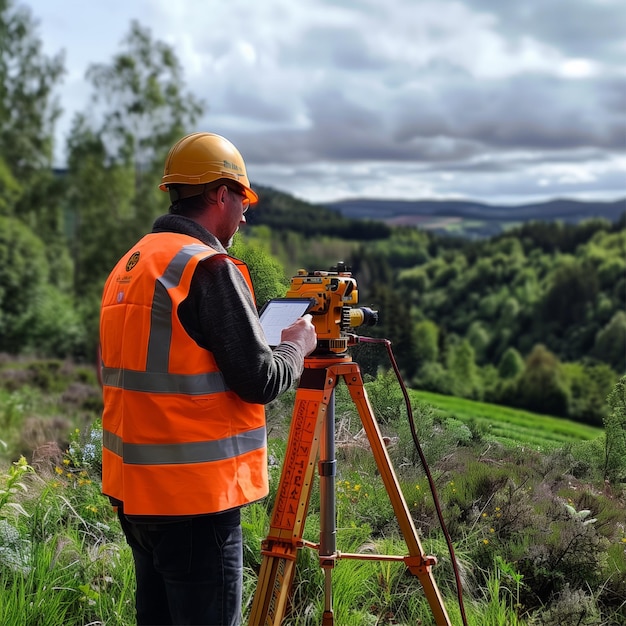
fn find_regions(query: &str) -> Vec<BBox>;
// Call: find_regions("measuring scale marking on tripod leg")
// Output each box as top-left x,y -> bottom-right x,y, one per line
248,358 -> 451,626
273,392 -> 324,533
248,379 -> 328,625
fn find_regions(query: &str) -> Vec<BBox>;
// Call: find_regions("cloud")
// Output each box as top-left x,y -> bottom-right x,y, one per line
463,0 -> 626,62
22,0 -> 626,204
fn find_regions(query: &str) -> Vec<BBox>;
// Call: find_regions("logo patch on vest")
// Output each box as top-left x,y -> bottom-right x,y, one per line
126,251 -> 140,272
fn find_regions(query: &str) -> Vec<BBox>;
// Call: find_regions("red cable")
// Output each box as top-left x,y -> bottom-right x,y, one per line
355,336 -> 469,626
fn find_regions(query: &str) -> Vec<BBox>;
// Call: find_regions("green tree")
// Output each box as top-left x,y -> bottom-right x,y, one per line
0,156 -> 20,216
0,215 -> 84,356
515,344 -> 570,416
414,319 -> 439,366
368,283 -> 417,379
447,338 -> 479,398
66,20 -> 204,306
466,320 -> 490,363
593,311 -> 626,372
603,376 -> 626,483
229,236 -> 288,306
497,347 -> 524,379
0,0 -> 64,221
563,361 -> 618,426
0,0 -> 70,286
65,121 -> 135,301
397,266 -> 430,293
540,259 -> 599,329
0,0 -> 64,199
84,21 -> 203,229
25,283 -> 86,357
0,216 -> 47,351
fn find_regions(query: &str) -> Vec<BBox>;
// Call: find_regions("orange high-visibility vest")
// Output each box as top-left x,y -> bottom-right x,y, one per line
100,232 -> 268,516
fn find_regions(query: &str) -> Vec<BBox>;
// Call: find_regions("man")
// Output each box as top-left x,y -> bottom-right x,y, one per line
100,132 -> 317,626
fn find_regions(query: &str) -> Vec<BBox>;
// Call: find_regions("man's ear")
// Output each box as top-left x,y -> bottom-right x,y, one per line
216,184 -> 229,206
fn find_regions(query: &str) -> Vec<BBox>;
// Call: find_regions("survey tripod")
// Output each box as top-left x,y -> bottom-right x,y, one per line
248,350 -> 452,625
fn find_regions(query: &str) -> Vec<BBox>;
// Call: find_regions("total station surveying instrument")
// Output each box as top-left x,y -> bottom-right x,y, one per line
285,261 -> 378,355
249,263 -> 458,626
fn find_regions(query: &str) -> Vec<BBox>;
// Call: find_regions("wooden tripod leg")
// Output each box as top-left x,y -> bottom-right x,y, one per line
248,366 -> 333,626
336,363 -> 452,626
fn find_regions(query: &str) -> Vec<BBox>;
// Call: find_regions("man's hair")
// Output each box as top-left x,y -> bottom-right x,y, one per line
169,192 -> 207,218
168,181 -> 225,218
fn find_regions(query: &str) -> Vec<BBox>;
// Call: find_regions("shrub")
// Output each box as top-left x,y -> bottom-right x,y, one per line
530,585 -> 601,625
364,369 -> 406,425
603,376 -> 626,483
413,362 -> 455,395
23,285 -> 87,359
550,438 -> 606,481
395,412 -> 472,471
0,217 -> 48,354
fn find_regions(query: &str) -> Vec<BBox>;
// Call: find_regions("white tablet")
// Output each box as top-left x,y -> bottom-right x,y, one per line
259,298 -> 315,347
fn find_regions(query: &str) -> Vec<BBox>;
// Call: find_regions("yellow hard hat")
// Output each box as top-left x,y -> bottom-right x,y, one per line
159,132 -> 259,204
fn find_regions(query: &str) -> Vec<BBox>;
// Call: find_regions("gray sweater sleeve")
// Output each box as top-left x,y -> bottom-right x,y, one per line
178,254 -> 306,404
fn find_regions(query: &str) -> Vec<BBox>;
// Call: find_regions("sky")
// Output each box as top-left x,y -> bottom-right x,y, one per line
21,0 -> 626,206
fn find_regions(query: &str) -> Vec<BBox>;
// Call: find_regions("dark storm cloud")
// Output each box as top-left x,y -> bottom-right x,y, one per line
441,74 -> 626,150
424,148 -> 619,175
236,68 -> 624,170
390,77 -> 603,151
237,87 -> 483,165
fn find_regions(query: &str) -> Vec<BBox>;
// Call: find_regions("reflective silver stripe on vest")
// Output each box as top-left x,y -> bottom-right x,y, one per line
103,426 -> 266,465
101,367 -> 228,395
147,244 -> 217,372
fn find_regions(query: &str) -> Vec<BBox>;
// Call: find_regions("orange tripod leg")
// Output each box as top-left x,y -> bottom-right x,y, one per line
337,362 -> 452,625
248,363 -> 331,625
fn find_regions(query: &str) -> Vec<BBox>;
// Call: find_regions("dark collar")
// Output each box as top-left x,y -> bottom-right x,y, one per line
152,214 -> 227,254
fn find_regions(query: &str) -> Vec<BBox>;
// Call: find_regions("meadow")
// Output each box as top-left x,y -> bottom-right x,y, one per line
0,359 -> 624,625
411,389 -> 603,448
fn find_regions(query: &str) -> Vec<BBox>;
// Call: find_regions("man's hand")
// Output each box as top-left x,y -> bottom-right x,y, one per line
280,314 -> 317,356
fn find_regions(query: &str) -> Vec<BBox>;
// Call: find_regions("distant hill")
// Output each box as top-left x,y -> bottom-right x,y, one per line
324,197 -> 626,238
248,185 -> 392,240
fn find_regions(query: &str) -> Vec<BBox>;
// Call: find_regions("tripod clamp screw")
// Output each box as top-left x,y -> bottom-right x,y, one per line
405,554 -> 438,575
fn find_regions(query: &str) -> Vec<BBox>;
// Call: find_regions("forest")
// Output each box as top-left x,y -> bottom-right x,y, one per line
243,189 -> 625,428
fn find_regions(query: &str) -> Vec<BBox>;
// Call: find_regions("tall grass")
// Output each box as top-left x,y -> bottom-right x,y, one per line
0,450 -> 136,626
0,366 -> 624,625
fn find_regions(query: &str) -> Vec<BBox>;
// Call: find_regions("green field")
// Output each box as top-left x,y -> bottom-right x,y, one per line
411,389 -> 603,449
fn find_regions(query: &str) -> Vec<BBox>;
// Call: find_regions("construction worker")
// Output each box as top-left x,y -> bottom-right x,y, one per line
99,132 -> 317,626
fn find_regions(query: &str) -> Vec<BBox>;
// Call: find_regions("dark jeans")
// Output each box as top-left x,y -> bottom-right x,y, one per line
118,508 -> 243,626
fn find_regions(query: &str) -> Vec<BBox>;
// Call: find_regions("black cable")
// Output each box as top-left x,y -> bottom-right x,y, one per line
355,336 -> 469,626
